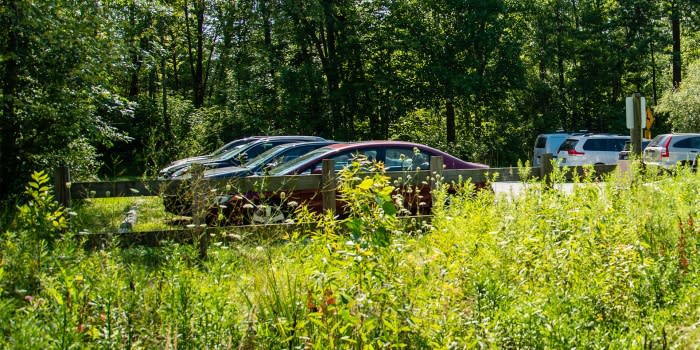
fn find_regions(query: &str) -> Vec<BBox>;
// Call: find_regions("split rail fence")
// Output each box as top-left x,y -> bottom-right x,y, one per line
54,154 -> 619,253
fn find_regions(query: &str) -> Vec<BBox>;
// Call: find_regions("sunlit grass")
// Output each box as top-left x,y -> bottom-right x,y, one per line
3,165 -> 700,348
70,196 -> 181,233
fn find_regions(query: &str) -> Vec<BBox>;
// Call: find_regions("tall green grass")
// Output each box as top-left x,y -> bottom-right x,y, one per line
1,165 -> 700,348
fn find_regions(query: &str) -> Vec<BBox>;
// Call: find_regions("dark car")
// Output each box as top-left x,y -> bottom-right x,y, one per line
618,140 -> 650,160
159,136 -> 264,179
164,135 -> 326,179
212,141 -> 489,224
203,140 -> 339,180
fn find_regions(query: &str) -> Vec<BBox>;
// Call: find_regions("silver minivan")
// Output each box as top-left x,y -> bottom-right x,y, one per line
643,133 -> 700,168
533,132 -> 573,166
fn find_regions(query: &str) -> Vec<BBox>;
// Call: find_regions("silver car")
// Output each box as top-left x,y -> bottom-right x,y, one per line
643,133 -> 700,168
556,134 -> 631,166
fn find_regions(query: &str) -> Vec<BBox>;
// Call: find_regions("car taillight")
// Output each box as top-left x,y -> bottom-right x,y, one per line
661,136 -> 672,157
567,149 -> 585,156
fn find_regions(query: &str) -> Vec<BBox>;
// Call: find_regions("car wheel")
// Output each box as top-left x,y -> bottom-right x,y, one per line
250,204 -> 286,224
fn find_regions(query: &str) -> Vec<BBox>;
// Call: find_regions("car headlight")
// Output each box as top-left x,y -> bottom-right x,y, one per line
171,166 -> 191,178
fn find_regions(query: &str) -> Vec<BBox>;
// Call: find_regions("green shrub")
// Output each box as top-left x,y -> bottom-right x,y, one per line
2,166 -> 700,348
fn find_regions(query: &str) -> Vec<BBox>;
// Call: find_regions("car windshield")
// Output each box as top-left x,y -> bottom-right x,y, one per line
243,145 -> 287,168
210,139 -> 251,157
558,139 -> 578,152
648,135 -> 670,147
268,147 -> 334,175
217,143 -> 253,160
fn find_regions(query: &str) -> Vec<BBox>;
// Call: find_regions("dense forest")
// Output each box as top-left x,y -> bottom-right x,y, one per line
2,0 -> 700,199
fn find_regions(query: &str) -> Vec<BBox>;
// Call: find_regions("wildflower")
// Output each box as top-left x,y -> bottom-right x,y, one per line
324,289 -> 336,306
306,290 -> 317,313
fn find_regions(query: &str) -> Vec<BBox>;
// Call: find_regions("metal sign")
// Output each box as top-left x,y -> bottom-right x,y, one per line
626,96 -> 646,129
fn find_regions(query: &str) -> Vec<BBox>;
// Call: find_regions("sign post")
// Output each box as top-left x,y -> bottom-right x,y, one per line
625,94 -> 644,156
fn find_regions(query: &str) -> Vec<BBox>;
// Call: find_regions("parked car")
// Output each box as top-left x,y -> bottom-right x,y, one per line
211,141 -> 489,224
618,140 -> 650,160
159,136 -> 263,178
556,134 -> 635,166
203,141 -> 340,180
643,133 -> 700,168
533,131 -> 584,166
162,141 -> 338,215
162,135 -> 327,179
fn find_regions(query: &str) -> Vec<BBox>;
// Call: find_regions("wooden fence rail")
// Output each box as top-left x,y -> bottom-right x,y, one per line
53,154 -> 621,249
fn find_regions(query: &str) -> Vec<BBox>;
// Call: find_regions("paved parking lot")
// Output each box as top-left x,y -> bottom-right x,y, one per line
492,181 -> 576,197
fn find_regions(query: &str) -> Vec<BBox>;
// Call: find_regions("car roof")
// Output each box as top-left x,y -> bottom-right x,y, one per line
270,140 -> 338,148
255,135 -> 326,142
537,131 -> 588,136
269,140 -> 488,175
567,133 -> 629,139
655,133 -> 700,136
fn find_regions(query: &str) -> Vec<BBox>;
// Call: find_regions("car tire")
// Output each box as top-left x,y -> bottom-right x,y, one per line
250,203 -> 286,224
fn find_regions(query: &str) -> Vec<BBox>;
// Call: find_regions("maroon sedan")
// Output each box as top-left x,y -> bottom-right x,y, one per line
210,141 -> 488,224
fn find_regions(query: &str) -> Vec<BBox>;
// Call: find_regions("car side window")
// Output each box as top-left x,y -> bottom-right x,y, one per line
582,139 -> 605,151
243,143 -> 275,160
674,137 -> 700,149
610,139 -> 626,152
385,147 -> 429,171
535,137 -> 546,148
558,139 -> 577,152
306,149 -> 379,174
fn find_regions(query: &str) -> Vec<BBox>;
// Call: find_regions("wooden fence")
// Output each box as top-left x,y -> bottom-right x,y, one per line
54,154 -> 620,253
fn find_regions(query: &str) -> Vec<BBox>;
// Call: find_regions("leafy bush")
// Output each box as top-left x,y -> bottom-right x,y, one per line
3,167 -> 700,348
657,58 -> 700,132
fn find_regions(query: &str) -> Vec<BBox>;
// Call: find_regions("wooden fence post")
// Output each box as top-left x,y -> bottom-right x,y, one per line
429,156 -> 444,189
540,153 -> 553,186
190,164 -> 208,260
321,159 -> 336,214
54,166 -> 71,208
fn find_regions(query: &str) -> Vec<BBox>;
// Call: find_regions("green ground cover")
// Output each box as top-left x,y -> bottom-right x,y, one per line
1,165 -> 700,349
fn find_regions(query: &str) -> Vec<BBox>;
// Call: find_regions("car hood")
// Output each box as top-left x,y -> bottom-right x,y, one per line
204,166 -> 254,179
159,157 -> 217,178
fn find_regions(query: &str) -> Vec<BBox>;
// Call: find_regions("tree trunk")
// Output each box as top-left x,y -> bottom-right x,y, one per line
671,0 -> 681,88
321,0 -> 342,139
446,99 -> 456,143
185,0 -> 205,108
159,20 -> 172,143
171,42 -> 179,91
128,3 -> 140,99
195,1 -> 205,108
650,39 -> 658,104
1,1 -> 20,199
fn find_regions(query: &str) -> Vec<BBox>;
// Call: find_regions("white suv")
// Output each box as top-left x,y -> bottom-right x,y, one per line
556,134 -> 631,166
533,132 -> 574,166
643,133 -> 700,168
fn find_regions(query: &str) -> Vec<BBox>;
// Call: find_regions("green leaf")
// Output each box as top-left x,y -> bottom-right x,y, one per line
382,201 -> 397,216
358,178 -> 373,191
